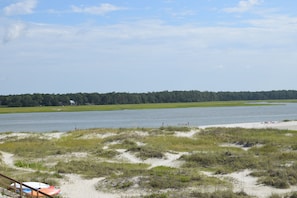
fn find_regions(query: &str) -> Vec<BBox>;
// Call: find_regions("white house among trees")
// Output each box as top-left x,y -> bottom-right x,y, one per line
70,100 -> 76,105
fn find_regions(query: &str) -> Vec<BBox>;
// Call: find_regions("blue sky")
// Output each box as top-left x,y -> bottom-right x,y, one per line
1,0 -> 297,94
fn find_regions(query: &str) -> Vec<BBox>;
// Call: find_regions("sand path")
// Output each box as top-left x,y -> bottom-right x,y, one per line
59,174 -> 118,198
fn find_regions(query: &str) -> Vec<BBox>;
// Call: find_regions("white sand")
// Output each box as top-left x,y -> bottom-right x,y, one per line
59,174 -> 118,198
174,129 -> 198,137
200,120 -> 297,131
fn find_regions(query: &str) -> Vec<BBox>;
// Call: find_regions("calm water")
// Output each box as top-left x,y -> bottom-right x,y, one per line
0,103 -> 297,132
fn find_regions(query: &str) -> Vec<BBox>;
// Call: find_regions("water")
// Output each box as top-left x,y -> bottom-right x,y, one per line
0,103 -> 297,132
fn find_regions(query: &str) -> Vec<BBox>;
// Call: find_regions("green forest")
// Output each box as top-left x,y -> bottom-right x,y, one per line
0,90 -> 297,107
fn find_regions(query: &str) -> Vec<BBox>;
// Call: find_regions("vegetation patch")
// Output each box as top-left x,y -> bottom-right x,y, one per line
128,145 -> 164,160
92,148 -> 119,158
14,160 -> 47,171
181,150 -> 257,173
55,160 -> 149,179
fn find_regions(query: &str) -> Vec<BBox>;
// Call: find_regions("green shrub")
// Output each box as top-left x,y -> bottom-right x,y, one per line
128,145 -> 164,159
114,179 -> 133,189
260,169 -> 291,189
92,148 -> 119,158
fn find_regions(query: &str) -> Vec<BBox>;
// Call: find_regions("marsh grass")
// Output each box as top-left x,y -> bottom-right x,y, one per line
0,101 -> 274,114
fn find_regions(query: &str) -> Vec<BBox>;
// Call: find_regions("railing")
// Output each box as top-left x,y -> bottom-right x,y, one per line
0,173 -> 54,198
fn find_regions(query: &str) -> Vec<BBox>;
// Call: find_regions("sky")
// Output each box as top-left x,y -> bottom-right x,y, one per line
0,0 -> 297,95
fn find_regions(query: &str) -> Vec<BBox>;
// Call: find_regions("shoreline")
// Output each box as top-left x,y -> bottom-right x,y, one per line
200,120 -> 297,131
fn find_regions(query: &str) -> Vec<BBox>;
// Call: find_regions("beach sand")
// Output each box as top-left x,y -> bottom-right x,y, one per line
1,121 -> 297,198
200,120 -> 297,131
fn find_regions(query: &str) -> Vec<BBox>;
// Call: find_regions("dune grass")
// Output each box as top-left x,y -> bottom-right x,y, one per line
1,126 -> 297,197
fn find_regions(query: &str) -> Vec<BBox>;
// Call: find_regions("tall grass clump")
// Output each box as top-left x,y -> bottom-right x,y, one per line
55,160 -> 148,179
139,166 -> 225,190
181,150 -> 259,173
128,145 -> 164,159
252,164 -> 297,189
14,160 -> 47,171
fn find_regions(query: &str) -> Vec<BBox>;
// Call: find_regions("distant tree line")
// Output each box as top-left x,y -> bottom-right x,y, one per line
0,90 -> 297,107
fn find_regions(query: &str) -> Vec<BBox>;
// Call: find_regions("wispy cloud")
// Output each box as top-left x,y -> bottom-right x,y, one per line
2,22 -> 26,43
247,15 -> 297,29
3,0 -> 37,16
223,0 -> 261,13
71,3 -> 124,15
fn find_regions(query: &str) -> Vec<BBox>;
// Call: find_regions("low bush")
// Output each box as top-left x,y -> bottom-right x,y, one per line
92,148 -> 119,158
255,167 -> 297,189
128,145 -> 164,159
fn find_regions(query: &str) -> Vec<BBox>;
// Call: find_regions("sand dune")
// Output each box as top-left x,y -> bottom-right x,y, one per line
1,121 -> 297,197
